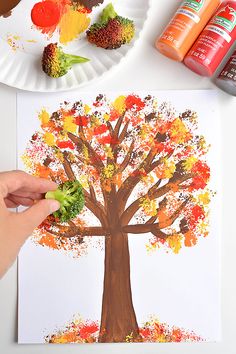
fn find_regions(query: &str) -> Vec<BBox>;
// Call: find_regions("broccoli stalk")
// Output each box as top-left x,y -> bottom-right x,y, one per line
42,43 -> 90,78
87,3 -> 135,49
45,180 -> 85,222
100,3 -> 117,23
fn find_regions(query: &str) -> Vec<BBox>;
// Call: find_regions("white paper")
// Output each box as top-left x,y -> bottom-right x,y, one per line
17,90 -> 221,344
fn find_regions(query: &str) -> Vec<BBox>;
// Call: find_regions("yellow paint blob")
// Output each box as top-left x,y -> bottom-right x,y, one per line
140,197 -> 157,217
183,156 -> 198,171
84,104 -> 91,114
78,175 -> 89,189
103,113 -> 110,121
39,109 -> 50,125
167,234 -> 182,254
43,132 -> 55,146
59,9 -> 90,44
156,158 -> 176,179
63,116 -> 77,133
113,95 -> 126,114
170,118 -> 189,144
102,164 -> 115,179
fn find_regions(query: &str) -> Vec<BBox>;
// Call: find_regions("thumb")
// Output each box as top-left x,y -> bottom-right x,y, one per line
16,199 -> 60,238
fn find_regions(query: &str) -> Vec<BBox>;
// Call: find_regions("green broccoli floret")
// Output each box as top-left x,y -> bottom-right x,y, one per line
45,180 -> 85,222
42,43 -> 90,78
86,3 -> 135,49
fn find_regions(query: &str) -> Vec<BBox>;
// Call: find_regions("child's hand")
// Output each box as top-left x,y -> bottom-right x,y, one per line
0,171 -> 60,278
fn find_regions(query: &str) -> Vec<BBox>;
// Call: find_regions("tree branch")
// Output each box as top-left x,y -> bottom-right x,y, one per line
147,151 -> 173,174
106,121 -> 113,136
117,147 -> 164,209
118,121 -> 129,143
67,132 -> 104,171
49,226 -> 107,238
145,216 -> 157,225
147,179 -> 162,197
122,223 -> 168,239
116,140 -> 135,174
145,196 -> 166,225
114,115 -> 125,137
110,113 -> 127,162
158,197 -> 191,229
61,150 -> 107,226
117,148 -> 174,210
122,191 -> 191,241
62,151 -> 76,181
89,182 -> 97,202
120,174 -> 193,226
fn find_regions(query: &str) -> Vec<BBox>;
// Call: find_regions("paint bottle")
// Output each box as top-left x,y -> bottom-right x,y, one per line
215,50 -> 236,95
184,1 -> 236,76
155,0 -> 221,62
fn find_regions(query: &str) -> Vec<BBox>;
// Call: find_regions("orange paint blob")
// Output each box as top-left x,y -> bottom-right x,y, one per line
31,1 -> 61,28
39,234 -> 59,249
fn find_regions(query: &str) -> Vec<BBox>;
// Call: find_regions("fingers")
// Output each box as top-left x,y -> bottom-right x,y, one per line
8,192 -> 43,200
12,199 -> 60,239
3,199 -> 18,208
0,171 -> 57,198
5,196 -> 34,208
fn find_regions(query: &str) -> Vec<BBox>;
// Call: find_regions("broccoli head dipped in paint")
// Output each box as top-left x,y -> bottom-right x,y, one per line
86,3 -> 135,49
42,43 -> 90,78
45,180 -> 85,222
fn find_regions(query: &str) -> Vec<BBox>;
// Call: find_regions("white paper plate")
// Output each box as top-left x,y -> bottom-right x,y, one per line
0,0 -> 150,92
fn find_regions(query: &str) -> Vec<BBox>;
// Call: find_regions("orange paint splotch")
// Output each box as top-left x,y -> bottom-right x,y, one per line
39,234 -> 59,249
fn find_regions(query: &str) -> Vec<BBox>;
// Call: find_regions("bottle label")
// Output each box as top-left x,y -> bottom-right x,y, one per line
182,0 -> 205,13
177,8 -> 200,23
211,5 -> 236,32
205,24 -> 232,42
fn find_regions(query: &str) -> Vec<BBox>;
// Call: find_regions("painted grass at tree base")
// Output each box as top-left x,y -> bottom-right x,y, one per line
17,91 -> 221,344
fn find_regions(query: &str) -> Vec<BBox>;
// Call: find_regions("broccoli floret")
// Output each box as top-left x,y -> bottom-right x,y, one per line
86,3 -> 135,49
42,43 -> 90,78
45,180 -> 85,222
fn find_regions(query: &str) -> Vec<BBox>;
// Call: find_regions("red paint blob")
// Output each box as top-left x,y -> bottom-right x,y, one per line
125,95 -> 145,111
31,1 -> 60,28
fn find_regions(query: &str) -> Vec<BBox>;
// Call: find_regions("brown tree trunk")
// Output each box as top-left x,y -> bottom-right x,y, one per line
98,231 -> 140,342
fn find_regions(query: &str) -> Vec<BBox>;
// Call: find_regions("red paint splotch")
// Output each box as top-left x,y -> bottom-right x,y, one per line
139,319 -> 203,343
125,95 -> 145,111
46,319 -> 99,343
31,1 -> 61,28
45,317 -> 203,343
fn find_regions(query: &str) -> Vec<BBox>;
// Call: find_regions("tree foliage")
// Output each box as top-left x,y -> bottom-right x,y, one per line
22,94 -> 211,255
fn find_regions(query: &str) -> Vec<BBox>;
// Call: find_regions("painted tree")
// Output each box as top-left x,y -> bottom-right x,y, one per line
23,94 -> 211,343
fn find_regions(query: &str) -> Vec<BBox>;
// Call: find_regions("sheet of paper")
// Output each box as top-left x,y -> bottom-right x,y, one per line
17,90 -> 221,344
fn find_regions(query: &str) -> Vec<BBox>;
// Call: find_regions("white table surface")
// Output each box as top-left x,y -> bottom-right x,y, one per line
0,1 -> 236,353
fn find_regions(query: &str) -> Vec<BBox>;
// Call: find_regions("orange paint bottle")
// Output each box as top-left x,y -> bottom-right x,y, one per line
156,0 -> 221,62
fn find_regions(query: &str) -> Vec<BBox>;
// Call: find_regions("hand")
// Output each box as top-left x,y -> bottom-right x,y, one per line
0,171 -> 60,278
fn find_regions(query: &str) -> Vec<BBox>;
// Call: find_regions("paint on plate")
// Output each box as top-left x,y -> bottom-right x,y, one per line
6,34 -> 37,52
76,0 -> 104,10
0,0 -> 21,16
6,34 -> 23,51
30,0 -> 102,44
